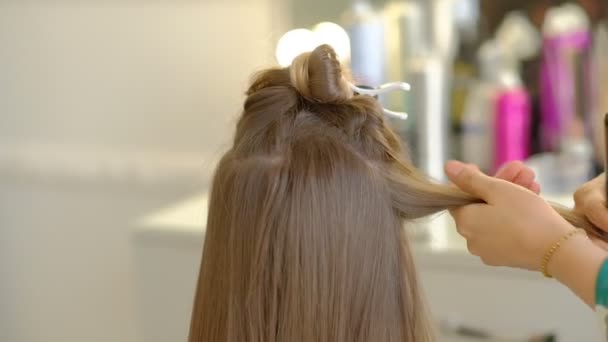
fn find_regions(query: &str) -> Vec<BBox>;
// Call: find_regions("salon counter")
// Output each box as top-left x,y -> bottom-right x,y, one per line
131,193 -> 602,342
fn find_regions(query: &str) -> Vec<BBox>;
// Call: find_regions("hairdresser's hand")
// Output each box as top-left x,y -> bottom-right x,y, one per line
447,161 -> 608,307
445,160 -> 573,271
574,173 -> 608,250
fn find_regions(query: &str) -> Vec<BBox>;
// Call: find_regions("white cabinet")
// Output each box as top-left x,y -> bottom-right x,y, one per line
131,195 -> 603,342
417,248 -> 600,341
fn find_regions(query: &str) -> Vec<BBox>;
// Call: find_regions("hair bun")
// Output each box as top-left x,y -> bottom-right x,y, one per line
289,44 -> 352,103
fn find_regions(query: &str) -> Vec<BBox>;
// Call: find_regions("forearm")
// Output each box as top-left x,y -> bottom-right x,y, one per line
548,233 -> 608,307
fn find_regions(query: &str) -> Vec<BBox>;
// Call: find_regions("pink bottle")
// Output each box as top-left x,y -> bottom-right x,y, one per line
493,88 -> 531,172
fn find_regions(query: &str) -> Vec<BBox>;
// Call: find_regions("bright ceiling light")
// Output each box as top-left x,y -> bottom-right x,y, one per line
313,22 -> 351,62
275,22 -> 351,67
275,28 -> 318,67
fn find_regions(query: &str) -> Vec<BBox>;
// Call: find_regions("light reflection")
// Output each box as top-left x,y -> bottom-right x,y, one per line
275,28 -> 318,67
275,22 -> 351,67
313,22 -> 351,62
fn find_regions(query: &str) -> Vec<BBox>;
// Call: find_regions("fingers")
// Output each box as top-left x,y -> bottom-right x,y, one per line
574,178 -> 608,232
529,182 -> 541,195
494,161 -> 525,182
584,194 -> 608,232
466,163 -> 481,172
494,161 -> 540,194
450,209 -> 468,238
445,160 -> 497,200
450,204 -> 485,238
450,200 -> 508,267
512,167 -> 536,190
453,208 -> 493,264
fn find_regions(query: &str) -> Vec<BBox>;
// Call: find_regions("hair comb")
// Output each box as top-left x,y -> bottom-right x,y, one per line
349,82 -> 411,120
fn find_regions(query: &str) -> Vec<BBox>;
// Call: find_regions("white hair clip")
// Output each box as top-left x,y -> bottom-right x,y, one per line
349,82 -> 411,120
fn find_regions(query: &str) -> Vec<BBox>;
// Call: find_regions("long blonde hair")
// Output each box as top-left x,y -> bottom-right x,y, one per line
189,45 -> 597,342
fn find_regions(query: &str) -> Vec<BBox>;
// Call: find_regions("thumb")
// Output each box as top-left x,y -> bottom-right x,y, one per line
445,160 -> 497,201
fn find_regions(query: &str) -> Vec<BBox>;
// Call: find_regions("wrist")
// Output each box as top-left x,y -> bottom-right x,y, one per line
546,233 -> 596,277
548,232 -> 608,306
533,220 -> 573,271
541,228 -> 585,277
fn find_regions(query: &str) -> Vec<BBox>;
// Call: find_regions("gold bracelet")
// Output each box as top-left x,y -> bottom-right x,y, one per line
541,228 -> 586,278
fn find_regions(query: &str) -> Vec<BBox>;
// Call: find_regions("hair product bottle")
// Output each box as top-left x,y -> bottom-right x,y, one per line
343,0 -> 386,86
539,4 -> 592,152
493,79 -> 531,172
461,41 -> 501,173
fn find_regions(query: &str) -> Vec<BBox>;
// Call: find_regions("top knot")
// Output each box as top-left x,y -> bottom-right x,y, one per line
289,44 -> 353,104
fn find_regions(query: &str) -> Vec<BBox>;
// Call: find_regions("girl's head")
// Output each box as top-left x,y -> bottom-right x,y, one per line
190,44 -> 441,342
189,44 -> 596,342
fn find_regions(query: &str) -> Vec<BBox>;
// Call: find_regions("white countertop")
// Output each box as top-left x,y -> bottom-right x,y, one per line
135,194 -> 210,242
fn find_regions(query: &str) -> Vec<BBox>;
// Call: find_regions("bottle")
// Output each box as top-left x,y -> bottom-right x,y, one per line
450,0 -> 480,127
382,1 -> 425,140
590,21 -> 608,170
460,41 -> 501,173
493,56 -> 531,172
342,0 -> 385,86
539,3 -> 592,152
494,90 -> 531,172
409,53 -> 450,182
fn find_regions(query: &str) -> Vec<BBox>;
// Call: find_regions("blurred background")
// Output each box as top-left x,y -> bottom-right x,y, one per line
0,0 -> 606,341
